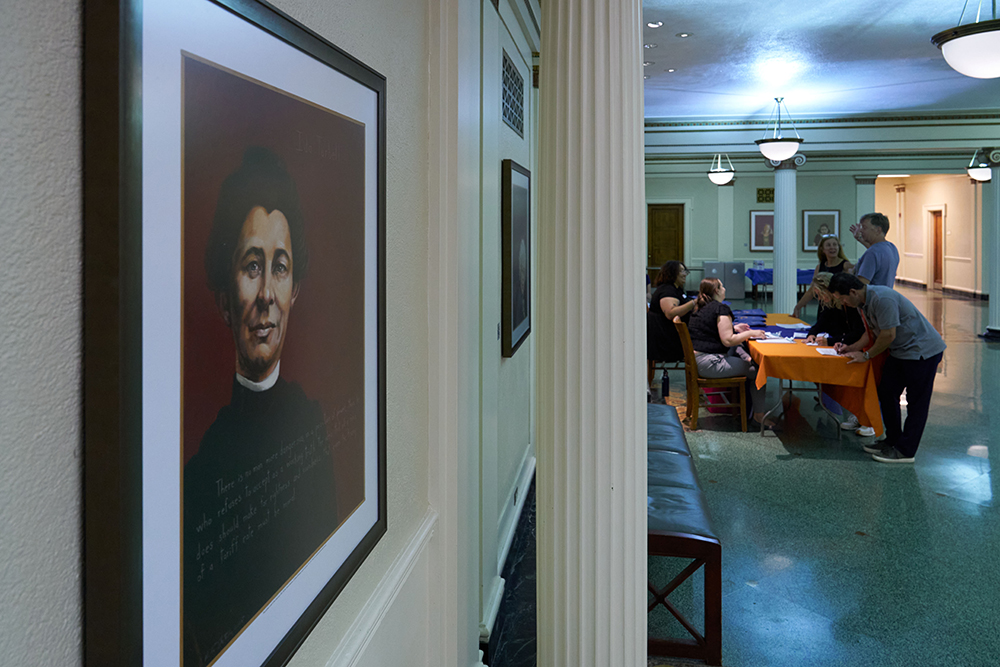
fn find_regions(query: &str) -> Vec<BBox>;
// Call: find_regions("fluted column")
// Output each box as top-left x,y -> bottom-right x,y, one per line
984,152 -> 1000,338
538,1 -> 646,665
771,155 -> 804,314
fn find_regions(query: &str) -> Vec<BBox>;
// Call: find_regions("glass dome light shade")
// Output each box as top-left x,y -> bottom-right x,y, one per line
756,138 -> 803,162
708,170 -> 735,185
968,166 -> 993,181
933,19 -> 1000,79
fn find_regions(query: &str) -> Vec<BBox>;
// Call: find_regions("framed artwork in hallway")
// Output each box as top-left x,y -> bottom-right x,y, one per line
750,210 -> 775,251
502,159 -> 532,357
83,1 -> 386,666
803,210 -> 840,251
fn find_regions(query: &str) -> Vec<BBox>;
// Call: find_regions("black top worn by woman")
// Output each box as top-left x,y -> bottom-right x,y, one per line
647,283 -> 691,362
808,305 -> 865,346
687,300 -> 734,355
820,259 -> 848,275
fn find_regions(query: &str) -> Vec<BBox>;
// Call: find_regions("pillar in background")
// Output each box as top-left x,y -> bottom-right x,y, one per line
854,176 -> 877,259
771,155 -> 804,314
537,0 -> 647,665
983,153 -> 1000,338
717,181 -> 735,262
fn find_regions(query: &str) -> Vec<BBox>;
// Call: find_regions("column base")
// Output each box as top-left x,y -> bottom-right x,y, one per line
978,328 -> 1000,341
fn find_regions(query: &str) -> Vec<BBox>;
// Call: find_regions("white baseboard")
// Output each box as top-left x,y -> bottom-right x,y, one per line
496,451 -> 536,575
326,509 -> 438,667
479,576 -> 505,640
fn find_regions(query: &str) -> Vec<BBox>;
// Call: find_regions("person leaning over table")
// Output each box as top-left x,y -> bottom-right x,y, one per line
647,260 -> 696,400
802,272 -> 866,424
829,272 -> 946,464
793,234 -> 854,319
684,277 -> 777,430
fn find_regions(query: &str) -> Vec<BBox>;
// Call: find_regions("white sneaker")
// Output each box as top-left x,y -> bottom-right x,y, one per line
840,415 -> 860,431
856,426 -> 876,437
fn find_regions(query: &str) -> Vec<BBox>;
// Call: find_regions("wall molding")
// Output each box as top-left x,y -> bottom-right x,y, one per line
497,452 -> 536,574
326,510 -> 438,667
645,112 -> 1000,129
945,255 -> 973,263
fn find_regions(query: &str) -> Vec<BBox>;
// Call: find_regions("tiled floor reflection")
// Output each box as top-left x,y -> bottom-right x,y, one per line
490,479 -> 536,667
495,286 -> 1000,666
656,286 -> 1000,666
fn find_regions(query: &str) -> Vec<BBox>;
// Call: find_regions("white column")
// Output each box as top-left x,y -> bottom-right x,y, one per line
717,182 -> 735,262
538,1 -> 646,665
854,176 -> 877,260
772,156 -> 802,314
985,163 -> 1000,337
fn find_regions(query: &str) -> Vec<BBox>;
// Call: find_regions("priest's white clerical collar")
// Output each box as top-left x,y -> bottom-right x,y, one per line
235,362 -> 280,393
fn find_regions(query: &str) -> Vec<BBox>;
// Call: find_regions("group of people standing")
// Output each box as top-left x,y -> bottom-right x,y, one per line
647,212 -> 946,464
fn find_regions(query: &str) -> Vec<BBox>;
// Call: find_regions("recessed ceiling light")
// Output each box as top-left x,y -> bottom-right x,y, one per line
643,61 -> 653,67
676,32 -> 691,38
667,68 -> 676,73
644,43 -> 657,49
643,75 -> 650,79
877,174 -> 911,178
647,21 -> 663,28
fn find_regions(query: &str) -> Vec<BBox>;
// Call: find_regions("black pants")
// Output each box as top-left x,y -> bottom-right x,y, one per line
876,352 -> 943,458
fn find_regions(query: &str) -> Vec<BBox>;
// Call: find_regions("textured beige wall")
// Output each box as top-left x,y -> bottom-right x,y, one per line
0,0 -> 432,664
0,1 -> 83,665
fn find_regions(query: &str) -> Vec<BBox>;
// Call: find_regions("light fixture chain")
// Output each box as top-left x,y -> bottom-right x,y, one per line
958,0 -> 972,24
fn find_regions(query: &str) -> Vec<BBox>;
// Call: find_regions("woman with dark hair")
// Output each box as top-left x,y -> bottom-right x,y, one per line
647,260 -> 696,398
686,278 -> 776,428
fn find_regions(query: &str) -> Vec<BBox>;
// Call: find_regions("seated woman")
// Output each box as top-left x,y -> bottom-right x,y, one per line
793,234 -> 854,319
647,260 -> 696,399
686,278 -> 775,428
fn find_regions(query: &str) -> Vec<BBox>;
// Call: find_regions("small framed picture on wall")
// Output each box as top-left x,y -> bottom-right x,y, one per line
750,211 -> 774,252
803,210 -> 840,251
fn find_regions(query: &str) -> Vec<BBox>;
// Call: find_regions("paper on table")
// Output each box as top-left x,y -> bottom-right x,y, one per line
754,338 -> 795,344
816,347 -> 842,356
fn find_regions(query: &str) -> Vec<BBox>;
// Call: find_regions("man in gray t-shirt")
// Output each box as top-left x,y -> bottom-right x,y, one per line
829,273 -> 945,464
851,212 -> 899,287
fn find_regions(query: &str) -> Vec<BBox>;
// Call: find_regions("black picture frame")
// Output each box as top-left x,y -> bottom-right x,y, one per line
83,1 -> 386,665
750,210 -> 775,252
803,210 -> 841,251
501,159 -> 531,357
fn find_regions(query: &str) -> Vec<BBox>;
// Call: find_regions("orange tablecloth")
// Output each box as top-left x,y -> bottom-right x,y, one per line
749,322 -> 883,436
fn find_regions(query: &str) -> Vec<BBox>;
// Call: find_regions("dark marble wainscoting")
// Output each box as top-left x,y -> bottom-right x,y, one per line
482,477 -> 536,667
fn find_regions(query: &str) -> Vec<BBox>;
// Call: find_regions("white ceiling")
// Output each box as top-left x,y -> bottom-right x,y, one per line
641,0 -> 1000,120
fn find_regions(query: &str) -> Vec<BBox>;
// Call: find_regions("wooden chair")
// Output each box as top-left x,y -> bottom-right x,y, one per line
673,320 -> 747,432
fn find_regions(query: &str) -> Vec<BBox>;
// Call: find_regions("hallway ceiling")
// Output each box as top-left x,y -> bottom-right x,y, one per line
641,0 -> 1000,120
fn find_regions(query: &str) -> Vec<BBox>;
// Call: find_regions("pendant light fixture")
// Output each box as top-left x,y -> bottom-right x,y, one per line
967,147 -> 994,181
932,1 -> 1000,78
755,97 -> 803,162
707,154 -> 736,185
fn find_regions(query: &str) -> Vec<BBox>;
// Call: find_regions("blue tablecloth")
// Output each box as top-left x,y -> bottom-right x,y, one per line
745,268 -> 815,285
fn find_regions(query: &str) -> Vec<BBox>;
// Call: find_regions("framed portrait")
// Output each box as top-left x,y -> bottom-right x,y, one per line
750,211 -> 775,252
803,210 -> 841,251
501,159 -> 531,357
83,2 -> 386,666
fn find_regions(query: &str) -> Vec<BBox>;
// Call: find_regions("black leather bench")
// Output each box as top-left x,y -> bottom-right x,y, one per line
647,403 -> 722,666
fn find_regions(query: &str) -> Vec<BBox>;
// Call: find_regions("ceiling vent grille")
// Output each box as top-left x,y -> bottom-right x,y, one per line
502,51 -> 524,137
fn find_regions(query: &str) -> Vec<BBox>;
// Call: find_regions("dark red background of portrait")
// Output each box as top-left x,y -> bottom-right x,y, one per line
182,55 -> 366,515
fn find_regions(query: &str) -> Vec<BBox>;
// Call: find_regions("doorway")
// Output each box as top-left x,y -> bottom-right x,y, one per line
931,209 -> 943,289
647,203 -> 684,285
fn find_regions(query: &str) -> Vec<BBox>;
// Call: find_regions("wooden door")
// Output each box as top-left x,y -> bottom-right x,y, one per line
647,204 -> 684,285
932,210 -> 943,288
